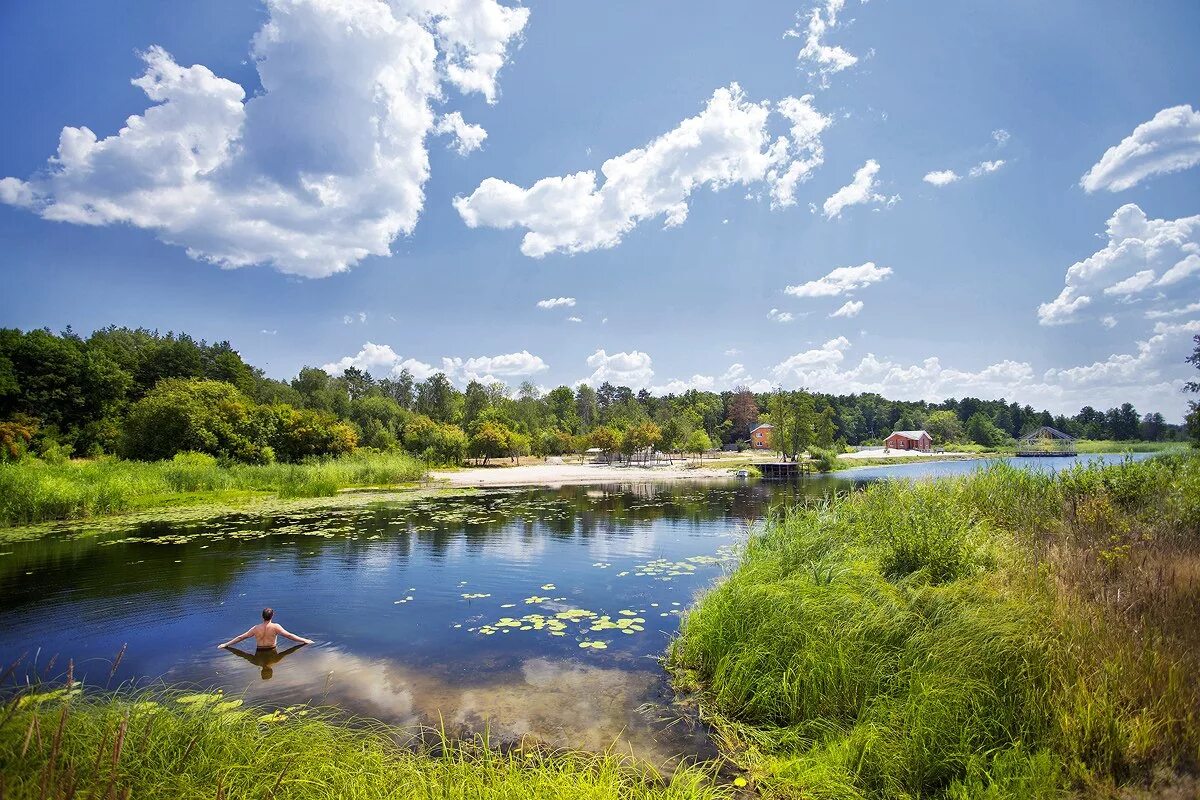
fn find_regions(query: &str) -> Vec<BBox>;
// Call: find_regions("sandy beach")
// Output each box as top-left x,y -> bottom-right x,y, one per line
431,461 -> 734,487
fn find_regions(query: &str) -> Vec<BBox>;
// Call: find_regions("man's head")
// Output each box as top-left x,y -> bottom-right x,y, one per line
262,607 -> 274,621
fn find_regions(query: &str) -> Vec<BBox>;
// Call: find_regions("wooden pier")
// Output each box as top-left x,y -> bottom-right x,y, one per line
759,461 -> 814,481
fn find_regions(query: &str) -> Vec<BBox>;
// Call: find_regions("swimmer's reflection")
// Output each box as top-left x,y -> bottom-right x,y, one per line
222,642 -> 307,680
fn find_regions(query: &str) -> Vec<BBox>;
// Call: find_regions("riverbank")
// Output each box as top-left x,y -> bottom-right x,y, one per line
0,688 -> 730,800
432,461 -> 733,486
0,451 -> 426,528
668,451 -> 1200,797
836,447 -> 978,460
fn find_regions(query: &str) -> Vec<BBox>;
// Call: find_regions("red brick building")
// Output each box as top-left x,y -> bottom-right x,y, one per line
884,430 -> 932,452
750,423 -> 774,449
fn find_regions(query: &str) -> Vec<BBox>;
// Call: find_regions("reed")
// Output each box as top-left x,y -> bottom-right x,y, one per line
0,451 -> 427,526
670,454 -> 1200,798
0,688 -> 729,800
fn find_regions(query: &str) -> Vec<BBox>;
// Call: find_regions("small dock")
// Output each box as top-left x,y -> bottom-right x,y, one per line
759,462 -> 813,481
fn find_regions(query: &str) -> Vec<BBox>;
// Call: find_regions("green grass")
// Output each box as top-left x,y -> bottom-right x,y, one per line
0,451 -> 427,527
669,454 -> 1200,798
827,454 -> 984,472
0,688 -> 730,800
1072,439 -> 1187,453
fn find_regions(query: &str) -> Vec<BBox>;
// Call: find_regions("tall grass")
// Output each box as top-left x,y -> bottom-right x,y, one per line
0,451 -> 427,527
0,688 -> 728,799
1073,439 -> 1186,454
670,454 -> 1200,798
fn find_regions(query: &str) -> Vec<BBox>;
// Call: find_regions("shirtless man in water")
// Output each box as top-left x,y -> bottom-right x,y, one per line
218,607 -> 314,650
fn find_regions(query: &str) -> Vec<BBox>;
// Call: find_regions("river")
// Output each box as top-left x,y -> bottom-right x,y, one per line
0,452 -> 1153,765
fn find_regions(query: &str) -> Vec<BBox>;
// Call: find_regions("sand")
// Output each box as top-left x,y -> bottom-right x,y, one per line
431,461 -> 733,487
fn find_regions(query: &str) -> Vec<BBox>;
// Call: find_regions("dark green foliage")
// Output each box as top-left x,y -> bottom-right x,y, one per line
265,404 -> 358,462
0,327 -> 1184,470
121,379 -> 273,463
965,412 -> 1008,447
402,413 -> 468,464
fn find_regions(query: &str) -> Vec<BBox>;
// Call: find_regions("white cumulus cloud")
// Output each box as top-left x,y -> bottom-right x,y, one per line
434,111 -> 487,155
322,342 -> 546,384
651,362 -> 773,395
536,297 -> 576,309
1080,105 -> 1200,193
579,349 -> 655,388
924,129 -> 1009,189
767,308 -> 795,323
923,170 -> 960,187
768,324 -> 1199,418
822,159 -> 894,218
1146,300 -> 1200,320
322,342 -> 438,380
442,350 -> 548,382
1102,269 -> 1156,296
830,299 -> 863,318
785,261 -> 892,297
454,85 -> 831,256
788,0 -> 861,88
0,0 -> 528,277
769,95 -> 832,208
1043,321 -> 1200,397
968,159 -> 1005,177
651,375 -> 717,394
1037,204 -> 1200,326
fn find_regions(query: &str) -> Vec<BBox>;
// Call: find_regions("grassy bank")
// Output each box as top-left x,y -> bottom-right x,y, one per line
935,440 -> 1184,455
827,454 -> 983,472
0,451 -> 427,527
0,688 -> 729,800
669,453 -> 1200,798
1072,439 -> 1186,453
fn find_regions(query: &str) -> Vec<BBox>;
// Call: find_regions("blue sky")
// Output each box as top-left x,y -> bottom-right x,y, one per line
1,0 -> 1198,418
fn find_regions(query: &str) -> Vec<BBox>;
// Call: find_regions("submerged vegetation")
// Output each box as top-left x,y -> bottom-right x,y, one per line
0,688 -> 730,800
670,453 -> 1200,798
0,450 -> 425,527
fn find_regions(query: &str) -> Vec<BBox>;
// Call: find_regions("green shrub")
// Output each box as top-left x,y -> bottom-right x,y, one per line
808,447 -> 838,473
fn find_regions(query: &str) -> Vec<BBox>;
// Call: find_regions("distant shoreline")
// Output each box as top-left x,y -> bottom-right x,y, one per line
430,462 -> 734,487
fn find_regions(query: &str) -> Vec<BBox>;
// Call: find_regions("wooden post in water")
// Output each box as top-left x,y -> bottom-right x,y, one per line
759,462 -> 812,481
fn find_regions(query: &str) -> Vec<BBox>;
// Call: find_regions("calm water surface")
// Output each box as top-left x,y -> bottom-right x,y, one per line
0,452 -> 1153,764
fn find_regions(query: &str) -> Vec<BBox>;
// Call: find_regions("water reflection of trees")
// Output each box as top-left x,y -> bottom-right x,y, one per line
0,480 -> 852,611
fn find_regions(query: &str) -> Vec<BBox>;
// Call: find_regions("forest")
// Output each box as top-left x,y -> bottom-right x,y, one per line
0,326 -> 1193,466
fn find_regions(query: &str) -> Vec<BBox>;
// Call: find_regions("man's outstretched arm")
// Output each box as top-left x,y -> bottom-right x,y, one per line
218,629 -> 256,649
274,625 -> 314,645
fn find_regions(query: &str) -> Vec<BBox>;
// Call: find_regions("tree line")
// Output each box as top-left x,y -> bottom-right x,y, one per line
0,326 -> 1193,464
